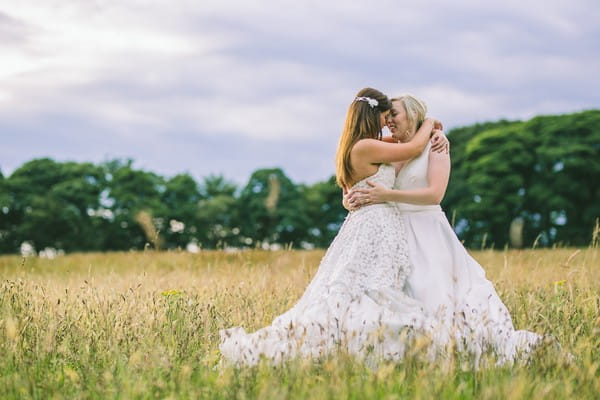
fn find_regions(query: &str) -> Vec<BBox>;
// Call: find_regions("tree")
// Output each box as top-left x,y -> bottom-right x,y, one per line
525,111 -> 600,245
444,110 -> 600,247
237,168 -> 307,248
193,174 -> 239,248
100,159 -> 167,250
0,109 -> 596,254
461,123 -> 535,247
443,119 -> 519,243
161,173 -> 202,249
0,169 -> 11,253
2,159 -> 106,252
300,176 -> 347,248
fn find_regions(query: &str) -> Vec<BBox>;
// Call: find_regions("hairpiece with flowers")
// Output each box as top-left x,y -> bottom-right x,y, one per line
354,96 -> 379,108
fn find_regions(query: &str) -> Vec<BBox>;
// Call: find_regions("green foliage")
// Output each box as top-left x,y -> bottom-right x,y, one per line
0,171 -> 9,252
1,159 -> 106,252
444,110 -> 600,248
0,110 -> 597,253
525,112 -> 600,245
300,176 -> 347,248
196,174 -> 239,248
100,159 -> 167,250
462,123 -> 534,246
237,168 -> 307,248
161,173 -> 203,249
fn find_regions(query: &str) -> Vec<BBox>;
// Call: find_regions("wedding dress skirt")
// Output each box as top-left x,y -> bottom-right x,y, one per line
219,165 -> 435,365
219,149 -> 543,366
398,206 -> 541,364
394,144 -> 542,364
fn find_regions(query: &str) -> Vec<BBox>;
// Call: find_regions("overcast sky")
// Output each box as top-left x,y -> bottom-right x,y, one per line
1,0 -> 599,185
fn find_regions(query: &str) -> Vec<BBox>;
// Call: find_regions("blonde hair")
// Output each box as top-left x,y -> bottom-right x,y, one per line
391,95 -> 427,133
335,88 -> 392,189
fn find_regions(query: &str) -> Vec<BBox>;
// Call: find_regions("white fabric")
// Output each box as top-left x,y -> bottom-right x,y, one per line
394,143 -> 542,364
219,148 -> 542,366
219,164 -> 436,365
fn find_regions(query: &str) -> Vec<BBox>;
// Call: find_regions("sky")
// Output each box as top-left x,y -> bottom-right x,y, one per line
1,0 -> 599,185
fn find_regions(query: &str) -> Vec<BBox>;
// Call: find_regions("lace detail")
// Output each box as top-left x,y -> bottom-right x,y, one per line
352,163 -> 396,191
219,164 -> 423,365
219,157 -> 543,367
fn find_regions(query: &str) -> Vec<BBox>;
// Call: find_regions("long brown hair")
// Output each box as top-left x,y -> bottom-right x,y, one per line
335,88 -> 392,189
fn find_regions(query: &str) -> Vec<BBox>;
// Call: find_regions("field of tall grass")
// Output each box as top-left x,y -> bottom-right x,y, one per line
0,247 -> 598,399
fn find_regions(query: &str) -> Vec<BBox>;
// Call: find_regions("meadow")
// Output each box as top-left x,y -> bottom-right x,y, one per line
0,247 -> 598,399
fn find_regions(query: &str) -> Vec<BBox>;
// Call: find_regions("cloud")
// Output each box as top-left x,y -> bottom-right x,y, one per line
0,0 -> 598,182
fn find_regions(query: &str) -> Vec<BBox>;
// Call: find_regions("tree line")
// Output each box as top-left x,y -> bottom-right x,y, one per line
0,110 -> 598,254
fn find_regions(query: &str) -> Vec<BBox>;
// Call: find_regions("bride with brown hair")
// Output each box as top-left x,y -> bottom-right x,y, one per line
219,88 -> 447,365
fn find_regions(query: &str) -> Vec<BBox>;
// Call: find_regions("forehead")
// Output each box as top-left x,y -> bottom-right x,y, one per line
391,101 -> 404,114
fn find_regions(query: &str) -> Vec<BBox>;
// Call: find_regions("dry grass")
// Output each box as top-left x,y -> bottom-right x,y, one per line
0,248 -> 599,399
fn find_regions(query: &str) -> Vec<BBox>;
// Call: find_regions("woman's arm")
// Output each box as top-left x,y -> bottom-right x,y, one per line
382,132 -> 449,154
347,150 -> 451,207
353,119 -> 435,163
385,151 -> 450,204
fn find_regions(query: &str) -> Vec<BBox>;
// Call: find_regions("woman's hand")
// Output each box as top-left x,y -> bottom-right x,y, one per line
342,188 -> 355,211
346,181 -> 390,208
426,117 -> 443,131
430,129 -> 449,154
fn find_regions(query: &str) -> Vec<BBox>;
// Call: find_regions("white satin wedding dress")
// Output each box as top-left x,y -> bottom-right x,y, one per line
394,143 -> 542,364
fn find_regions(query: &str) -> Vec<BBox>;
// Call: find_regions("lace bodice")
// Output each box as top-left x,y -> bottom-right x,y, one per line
352,164 -> 396,191
220,164 -> 419,365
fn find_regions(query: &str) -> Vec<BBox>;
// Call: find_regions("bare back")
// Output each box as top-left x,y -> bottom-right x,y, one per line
348,143 -> 380,188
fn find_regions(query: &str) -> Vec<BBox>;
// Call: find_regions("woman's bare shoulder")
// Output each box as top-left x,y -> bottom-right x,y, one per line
352,138 -> 385,154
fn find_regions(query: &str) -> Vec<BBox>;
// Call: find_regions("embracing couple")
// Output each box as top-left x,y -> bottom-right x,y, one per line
220,87 -> 543,366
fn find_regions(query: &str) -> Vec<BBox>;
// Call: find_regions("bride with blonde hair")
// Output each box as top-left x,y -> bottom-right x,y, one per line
346,94 -> 543,364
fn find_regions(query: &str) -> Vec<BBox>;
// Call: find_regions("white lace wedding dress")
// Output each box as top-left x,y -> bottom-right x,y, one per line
219,164 -> 434,365
219,154 -> 543,366
394,143 -> 542,364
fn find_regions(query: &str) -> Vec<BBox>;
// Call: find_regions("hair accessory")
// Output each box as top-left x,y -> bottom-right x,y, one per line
355,96 -> 378,108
